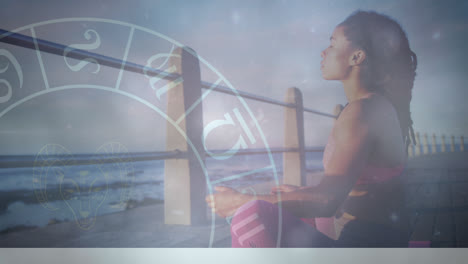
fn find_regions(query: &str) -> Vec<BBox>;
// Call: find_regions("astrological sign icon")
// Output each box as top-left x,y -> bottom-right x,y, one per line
2,18 -> 280,247
144,45 -> 184,100
63,29 -> 102,73
33,142 -> 134,230
0,49 -> 23,103
203,108 -> 257,160
33,144 -> 73,211
94,142 -> 135,210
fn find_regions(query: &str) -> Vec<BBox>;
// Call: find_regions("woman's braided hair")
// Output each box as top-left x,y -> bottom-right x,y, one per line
338,10 -> 418,155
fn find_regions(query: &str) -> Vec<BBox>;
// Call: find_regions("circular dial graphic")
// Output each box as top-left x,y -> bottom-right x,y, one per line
0,18 -> 282,247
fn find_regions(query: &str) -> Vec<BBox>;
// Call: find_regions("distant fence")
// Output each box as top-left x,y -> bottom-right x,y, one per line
408,132 -> 465,158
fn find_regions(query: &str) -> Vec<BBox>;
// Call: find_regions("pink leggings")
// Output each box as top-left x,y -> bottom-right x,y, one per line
230,200 -> 410,248
230,200 -> 334,247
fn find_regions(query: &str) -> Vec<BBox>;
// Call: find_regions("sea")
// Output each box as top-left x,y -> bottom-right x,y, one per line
0,151 -> 325,233
0,143 -> 464,233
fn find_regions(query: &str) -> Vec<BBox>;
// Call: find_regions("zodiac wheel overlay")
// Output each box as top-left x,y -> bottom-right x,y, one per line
33,142 -> 134,230
0,18 -> 281,247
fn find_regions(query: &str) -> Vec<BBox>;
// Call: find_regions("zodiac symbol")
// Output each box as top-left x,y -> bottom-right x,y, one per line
0,49 -> 23,104
1,18 -> 279,247
33,142 -> 134,230
143,45 -> 184,100
63,29 -> 102,73
203,108 -> 256,160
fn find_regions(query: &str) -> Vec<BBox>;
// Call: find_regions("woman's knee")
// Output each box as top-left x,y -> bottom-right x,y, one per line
230,200 -> 279,247
232,199 -> 276,219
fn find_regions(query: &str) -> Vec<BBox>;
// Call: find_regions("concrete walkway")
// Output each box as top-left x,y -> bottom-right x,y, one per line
0,203 -> 232,247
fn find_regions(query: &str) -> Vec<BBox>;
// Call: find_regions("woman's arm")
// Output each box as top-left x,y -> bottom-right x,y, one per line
207,99 -> 375,218
263,99 -> 375,218
251,181 -> 341,218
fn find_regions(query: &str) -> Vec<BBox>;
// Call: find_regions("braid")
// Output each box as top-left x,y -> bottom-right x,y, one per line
380,48 -> 418,156
339,10 -> 418,156
406,51 -> 418,152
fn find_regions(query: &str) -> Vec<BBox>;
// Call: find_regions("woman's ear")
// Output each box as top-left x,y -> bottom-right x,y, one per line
349,50 -> 366,66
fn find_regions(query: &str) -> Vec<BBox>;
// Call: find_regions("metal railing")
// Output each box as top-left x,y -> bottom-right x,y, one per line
0,28 -> 333,167
0,27 -> 335,225
0,28 -> 335,118
8,27 -> 466,227
409,132 -> 465,157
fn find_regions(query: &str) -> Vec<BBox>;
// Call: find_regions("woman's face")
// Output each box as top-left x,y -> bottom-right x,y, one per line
320,26 -> 355,80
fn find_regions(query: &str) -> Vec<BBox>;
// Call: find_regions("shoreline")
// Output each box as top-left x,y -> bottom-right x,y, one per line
0,169 -> 324,234
0,197 -> 165,235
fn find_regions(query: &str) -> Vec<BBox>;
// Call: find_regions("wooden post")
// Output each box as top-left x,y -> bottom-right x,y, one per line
431,133 -> 437,154
450,135 -> 455,152
441,134 -> 446,153
422,133 -> 429,155
408,143 -> 414,158
461,136 -> 465,152
283,87 -> 306,186
164,47 -> 206,225
414,132 -> 421,156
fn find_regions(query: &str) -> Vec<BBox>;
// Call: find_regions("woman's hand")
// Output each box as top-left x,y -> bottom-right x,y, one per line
205,186 -> 252,218
270,184 -> 301,194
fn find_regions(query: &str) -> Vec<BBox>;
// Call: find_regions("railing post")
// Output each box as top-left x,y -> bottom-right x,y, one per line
441,134 -> 447,153
450,135 -> 455,152
408,144 -> 414,158
414,132 -> 421,156
431,133 -> 437,154
423,133 -> 429,155
164,46 -> 206,225
283,87 -> 306,186
461,136 -> 465,152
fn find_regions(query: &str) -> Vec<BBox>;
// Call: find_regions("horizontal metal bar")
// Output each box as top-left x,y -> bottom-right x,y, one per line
202,81 -> 337,118
201,81 -> 295,108
206,146 -> 325,157
0,28 -> 335,119
0,28 -> 180,81
303,107 -> 338,118
305,146 -> 326,152
207,147 -> 297,157
0,146 -> 326,168
0,151 -> 184,168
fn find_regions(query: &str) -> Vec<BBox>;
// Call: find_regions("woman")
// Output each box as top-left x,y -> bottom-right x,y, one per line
205,10 -> 418,247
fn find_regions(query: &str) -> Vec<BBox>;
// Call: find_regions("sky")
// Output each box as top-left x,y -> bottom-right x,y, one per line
0,0 -> 467,155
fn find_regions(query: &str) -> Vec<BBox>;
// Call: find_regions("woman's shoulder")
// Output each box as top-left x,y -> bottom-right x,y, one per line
332,98 -> 375,143
336,93 -> 395,137
337,96 -> 375,123
342,93 -> 395,119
